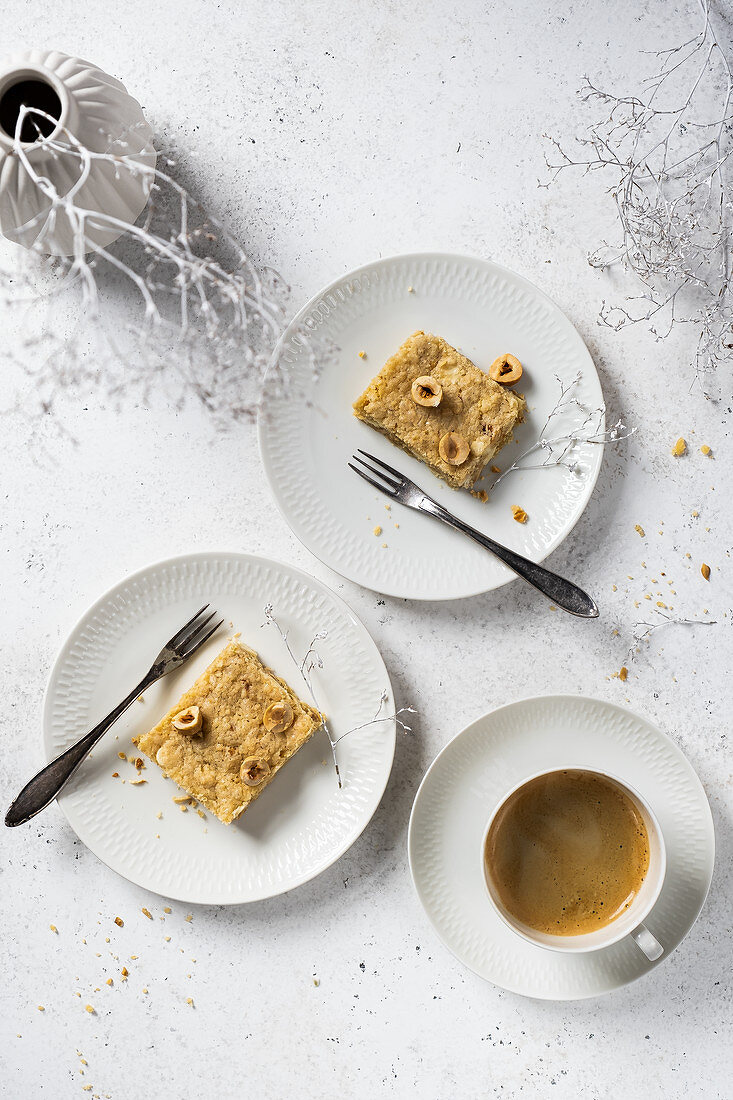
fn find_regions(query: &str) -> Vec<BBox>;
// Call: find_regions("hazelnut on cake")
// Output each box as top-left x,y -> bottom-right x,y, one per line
134,640 -> 322,824
353,331 -> 526,490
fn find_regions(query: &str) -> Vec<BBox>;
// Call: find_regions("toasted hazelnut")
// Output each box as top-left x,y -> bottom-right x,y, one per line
489,353 -> 523,385
263,701 -> 294,734
411,376 -> 443,407
241,757 -> 271,787
172,706 -> 202,734
439,431 -> 470,465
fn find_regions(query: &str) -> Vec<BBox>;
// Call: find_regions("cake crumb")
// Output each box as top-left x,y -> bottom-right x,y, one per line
185,914 -> 193,923
672,437 -> 687,456
373,525 -> 382,536
49,924 -> 57,934
618,667 -> 628,682
141,908 -> 152,920
37,1005 -> 44,1012
156,811 -> 163,820
118,752 -> 126,760
85,1005 -> 95,1015
407,286 -> 414,293
186,997 -> 194,1007
634,524 -> 645,537
106,979 -> 113,986
358,350 -> 366,359
700,444 -> 712,455
475,489 -> 488,503
701,563 -> 711,580
313,977 -> 320,987
163,907 -> 172,914
113,917 -> 123,928
490,465 -> 501,474
121,968 -> 128,979
511,505 -> 528,524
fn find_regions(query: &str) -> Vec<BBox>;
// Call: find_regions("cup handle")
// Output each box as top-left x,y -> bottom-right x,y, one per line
630,922 -> 664,961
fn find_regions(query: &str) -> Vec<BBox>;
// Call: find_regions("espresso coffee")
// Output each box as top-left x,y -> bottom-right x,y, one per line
485,769 -> 650,936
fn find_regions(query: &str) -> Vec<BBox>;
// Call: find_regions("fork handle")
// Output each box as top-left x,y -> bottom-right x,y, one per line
422,500 -> 599,618
5,671 -> 157,828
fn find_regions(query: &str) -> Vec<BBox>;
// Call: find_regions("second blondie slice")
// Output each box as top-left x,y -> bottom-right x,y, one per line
353,331 -> 525,489
134,640 -> 322,824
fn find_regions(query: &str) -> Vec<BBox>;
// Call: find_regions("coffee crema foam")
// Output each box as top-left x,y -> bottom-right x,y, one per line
485,770 -> 650,936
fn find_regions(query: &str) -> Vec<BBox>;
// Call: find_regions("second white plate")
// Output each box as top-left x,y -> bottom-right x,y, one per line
259,252 -> 604,600
43,552 -> 396,904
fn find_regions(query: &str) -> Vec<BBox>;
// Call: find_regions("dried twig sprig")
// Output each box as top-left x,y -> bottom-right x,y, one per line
627,611 -> 717,663
263,605 -> 413,788
2,106 -> 288,423
543,0 -> 733,397
489,372 -> 635,492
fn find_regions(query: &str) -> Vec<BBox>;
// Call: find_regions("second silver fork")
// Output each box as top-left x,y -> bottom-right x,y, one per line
349,449 -> 599,618
5,604 -> 224,827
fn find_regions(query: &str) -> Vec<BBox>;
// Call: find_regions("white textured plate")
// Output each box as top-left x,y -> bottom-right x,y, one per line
259,252 -> 603,600
408,696 -> 714,1000
43,552 -> 395,904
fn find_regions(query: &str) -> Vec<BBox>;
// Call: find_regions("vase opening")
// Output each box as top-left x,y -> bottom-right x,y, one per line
0,78 -> 62,143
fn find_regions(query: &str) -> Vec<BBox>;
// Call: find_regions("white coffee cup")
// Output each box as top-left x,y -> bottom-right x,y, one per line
481,766 -> 666,960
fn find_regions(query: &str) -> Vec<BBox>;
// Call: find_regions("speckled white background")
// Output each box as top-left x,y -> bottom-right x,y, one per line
1,1 -> 732,1097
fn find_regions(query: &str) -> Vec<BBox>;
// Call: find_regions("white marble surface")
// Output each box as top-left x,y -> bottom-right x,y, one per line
2,1 -> 731,1097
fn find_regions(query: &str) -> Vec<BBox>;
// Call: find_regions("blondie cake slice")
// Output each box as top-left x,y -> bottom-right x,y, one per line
353,331 -> 526,489
134,640 -> 322,824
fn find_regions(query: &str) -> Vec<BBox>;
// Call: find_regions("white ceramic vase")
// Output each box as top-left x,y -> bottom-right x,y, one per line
0,49 -> 156,255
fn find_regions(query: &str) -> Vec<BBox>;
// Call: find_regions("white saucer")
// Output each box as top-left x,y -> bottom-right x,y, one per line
258,252 -> 604,600
408,695 -> 714,1000
43,552 -> 396,904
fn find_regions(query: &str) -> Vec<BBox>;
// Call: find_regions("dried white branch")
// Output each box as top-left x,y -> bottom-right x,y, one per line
543,0 -> 733,398
263,605 -> 413,788
627,611 -> 717,662
488,372 -> 635,493
2,105 -> 292,425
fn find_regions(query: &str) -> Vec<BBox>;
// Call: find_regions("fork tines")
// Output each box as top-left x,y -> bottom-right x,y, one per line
167,604 -> 224,659
349,450 -> 405,497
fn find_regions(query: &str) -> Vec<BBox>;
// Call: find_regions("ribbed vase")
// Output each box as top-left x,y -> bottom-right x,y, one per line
0,49 -> 156,255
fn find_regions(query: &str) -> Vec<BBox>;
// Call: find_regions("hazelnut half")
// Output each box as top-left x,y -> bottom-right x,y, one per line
411,376 -> 443,407
489,353 -> 523,385
172,705 -> 202,734
263,700 -> 294,734
241,757 -> 271,787
439,431 -> 470,466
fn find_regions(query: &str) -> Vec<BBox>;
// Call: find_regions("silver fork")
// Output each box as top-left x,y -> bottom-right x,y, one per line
349,450 -> 599,618
5,604 -> 224,827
